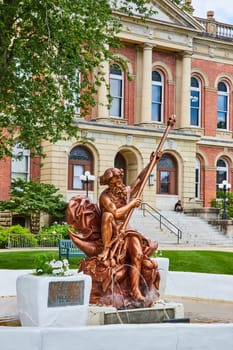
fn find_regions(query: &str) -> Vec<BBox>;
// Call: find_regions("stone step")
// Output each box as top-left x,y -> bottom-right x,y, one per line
130,208 -> 233,246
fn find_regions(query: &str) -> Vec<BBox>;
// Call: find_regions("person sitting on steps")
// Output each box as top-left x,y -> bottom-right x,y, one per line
174,199 -> 183,213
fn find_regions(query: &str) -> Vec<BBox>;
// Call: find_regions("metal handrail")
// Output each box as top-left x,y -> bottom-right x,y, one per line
141,202 -> 182,244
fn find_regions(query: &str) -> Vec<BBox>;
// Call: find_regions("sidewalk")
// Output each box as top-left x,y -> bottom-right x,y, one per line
166,297 -> 233,323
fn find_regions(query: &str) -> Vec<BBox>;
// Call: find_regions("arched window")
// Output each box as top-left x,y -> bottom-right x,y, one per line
11,143 -> 30,182
190,77 -> 201,127
151,70 -> 164,122
110,63 -> 124,117
217,81 -> 229,130
195,158 -> 201,199
216,158 -> 228,192
157,154 -> 177,194
114,153 -> 127,184
68,146 -> 94,190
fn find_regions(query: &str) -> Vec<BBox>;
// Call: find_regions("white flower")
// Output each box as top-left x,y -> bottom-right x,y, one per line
63,259 -> 69,267
64,270 -> 73,276
50,260 -> 63,269
35,257 -> 71,277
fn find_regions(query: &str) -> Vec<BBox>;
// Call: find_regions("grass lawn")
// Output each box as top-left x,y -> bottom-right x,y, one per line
0,249 -> 232,275
159,250 -> 233,275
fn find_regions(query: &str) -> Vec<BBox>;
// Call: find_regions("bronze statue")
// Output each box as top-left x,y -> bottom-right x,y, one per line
66,115 -> 176,309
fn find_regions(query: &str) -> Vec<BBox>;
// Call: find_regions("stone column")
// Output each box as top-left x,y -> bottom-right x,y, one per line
180,51 -> 192,129
140,43 -> 153,123
97,59 -> 109,119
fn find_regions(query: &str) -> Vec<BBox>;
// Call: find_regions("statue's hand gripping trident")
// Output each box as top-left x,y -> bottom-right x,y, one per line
100,114 -> 176,263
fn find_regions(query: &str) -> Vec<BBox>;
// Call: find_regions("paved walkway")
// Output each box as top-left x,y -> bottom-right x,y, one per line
165,297 -> 233,323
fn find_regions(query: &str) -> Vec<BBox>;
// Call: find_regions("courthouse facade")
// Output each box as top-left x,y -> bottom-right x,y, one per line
1,0 -> 233,226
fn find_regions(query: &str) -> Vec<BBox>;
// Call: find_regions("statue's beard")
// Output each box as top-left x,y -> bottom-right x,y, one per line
111,182 -> 127,201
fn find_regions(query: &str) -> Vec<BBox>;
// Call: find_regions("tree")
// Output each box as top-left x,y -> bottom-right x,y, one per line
0,178 -> 67,227
171,0 -> 193,12
0,0 -> 157,159
211,191 -> 233,219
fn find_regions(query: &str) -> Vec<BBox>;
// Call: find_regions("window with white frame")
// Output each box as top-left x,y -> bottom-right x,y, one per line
217,81 -> 229,130
110,64 -> 124,117
157,154 -> 177,195
190,77 -> 201,127
68,146 -> 94,190
195,158 -> 200,199
151,70 -> 163,122
216,158 -> 228,193
11,143 -> 30,182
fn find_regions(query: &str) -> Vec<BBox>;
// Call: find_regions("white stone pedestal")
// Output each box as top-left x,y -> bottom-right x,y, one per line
16,273 -> 91,327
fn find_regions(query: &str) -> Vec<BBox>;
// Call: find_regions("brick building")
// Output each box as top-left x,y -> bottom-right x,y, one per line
1,0 -> 233,227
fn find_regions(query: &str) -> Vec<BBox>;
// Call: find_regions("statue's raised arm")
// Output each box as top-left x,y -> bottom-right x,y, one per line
121,114 -> 176,232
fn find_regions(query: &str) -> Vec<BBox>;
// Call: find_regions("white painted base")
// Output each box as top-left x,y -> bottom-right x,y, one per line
1,324 -> 233,350
16,273 -> 92,327
87,301 -> 184,325
154,257 -> 169,298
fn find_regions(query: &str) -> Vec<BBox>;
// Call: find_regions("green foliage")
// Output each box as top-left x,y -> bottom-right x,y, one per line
210,190 -> 233,219
37,222 -> 70,246
4,224 -> 31,235
0,224 -> 38,248
0,0 -> 156,159
0,226 -> 8,248
34,254 -> 72,276
171,0 -> 193,12
34,254 -> 55,275
0,178 -> 66,219
39,223 -> 70,239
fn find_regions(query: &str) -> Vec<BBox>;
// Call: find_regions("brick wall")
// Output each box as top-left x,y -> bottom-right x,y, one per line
0,158 -> 11,200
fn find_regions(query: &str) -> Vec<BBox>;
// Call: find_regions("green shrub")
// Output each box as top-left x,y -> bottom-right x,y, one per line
37,223 -> 71,247
211,191 -> 233,219
5,225 -> 32,235
5,225 -> 38,248
0,226 -> 8,248
39,223 -> 71,239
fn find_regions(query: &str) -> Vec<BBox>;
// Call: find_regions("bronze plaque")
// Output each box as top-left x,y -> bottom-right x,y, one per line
47,280 -> 84,307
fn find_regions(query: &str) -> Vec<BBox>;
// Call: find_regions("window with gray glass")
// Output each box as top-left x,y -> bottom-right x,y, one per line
110,64 -> 124,117
217,81 -> 228,130
151,71 -> 163,122
216,159 -> 228,194
68,146 -> 93,190
11,143 -> 30,182
190,77 -> 201,127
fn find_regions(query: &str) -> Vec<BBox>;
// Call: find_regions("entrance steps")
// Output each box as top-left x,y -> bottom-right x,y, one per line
130,208 -> 233,247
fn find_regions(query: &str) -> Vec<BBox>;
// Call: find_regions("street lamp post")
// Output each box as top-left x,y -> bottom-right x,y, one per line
218,180 -> 231,220
80,171 -> 95,198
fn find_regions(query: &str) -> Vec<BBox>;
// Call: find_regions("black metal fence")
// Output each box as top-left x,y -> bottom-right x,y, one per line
7,234 -> 62,249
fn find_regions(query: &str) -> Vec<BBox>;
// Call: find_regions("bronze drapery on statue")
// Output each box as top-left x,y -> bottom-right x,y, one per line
66,115 -> 176,309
